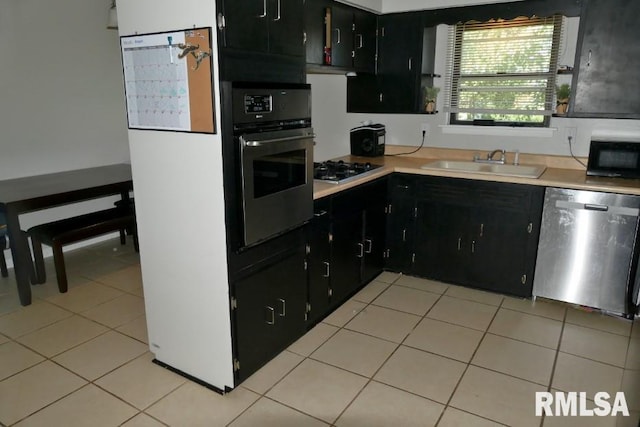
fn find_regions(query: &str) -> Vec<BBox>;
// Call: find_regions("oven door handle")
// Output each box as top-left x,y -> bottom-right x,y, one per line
242,134 -> 316,147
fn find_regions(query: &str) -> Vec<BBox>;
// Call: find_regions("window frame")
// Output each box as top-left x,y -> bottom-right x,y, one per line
447,15 -> 563,128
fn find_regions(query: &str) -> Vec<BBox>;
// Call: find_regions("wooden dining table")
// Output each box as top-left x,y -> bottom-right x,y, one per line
0,164 -> 133,306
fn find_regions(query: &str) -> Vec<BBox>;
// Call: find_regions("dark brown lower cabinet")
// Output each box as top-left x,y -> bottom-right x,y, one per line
386,174 -> 544,298
307,177 -> 387,324
232,247 -> 307,383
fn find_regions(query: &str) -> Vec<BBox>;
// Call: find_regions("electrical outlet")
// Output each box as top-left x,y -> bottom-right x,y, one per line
421,123 -> 430,134
565,127 -> 577,141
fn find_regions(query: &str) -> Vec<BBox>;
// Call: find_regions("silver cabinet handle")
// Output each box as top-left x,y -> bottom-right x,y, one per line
323,261 -> 330,278
335,28 -> 341,44
356,34 -> 363,49
457,237 -> 462,251
357,243 -> 364,258
266,306 -> 275,324
587,49 -> 592,67
277,298 -> 285,317
408,57 -> 412,70
217,13 -> 226,30
471,240 -> 475,253
365,239 -> 373,254
258,0 -> 267,17
273,0 -> 281,21
402,229 -> 406,242
314,210 -> 327,217
479,223 -> 484,237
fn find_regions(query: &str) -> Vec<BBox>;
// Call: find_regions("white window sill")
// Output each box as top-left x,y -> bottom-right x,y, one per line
440,125 -> 556,138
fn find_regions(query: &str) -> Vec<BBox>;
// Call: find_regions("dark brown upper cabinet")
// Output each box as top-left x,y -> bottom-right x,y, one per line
304,0 -> 377,74
218,0 -> 305,57
570,0 -> 640,118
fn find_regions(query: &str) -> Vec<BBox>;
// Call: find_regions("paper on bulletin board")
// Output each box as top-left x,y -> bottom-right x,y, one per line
120,27 -> 215,134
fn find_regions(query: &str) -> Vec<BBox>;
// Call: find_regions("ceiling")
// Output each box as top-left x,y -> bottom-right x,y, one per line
337,0 -> 526,14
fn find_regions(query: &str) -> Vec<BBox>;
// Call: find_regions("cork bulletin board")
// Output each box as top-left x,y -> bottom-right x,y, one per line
120,27 -> 215,134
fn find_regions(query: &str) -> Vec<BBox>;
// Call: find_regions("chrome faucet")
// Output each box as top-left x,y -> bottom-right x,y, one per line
473,149 -> 506,164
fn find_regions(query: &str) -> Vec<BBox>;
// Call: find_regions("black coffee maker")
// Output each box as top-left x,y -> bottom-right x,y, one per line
350,124 -> 386,157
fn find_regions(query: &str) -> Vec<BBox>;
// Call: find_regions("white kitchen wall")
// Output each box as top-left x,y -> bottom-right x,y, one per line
309,17 -> 640,161
0,0 -> 129,180
0,0 -> 132,264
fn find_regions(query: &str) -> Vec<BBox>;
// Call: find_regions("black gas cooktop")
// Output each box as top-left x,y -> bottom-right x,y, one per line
313,160 -> 381,184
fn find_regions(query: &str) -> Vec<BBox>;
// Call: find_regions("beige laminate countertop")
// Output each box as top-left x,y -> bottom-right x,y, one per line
313,154 -> 640,199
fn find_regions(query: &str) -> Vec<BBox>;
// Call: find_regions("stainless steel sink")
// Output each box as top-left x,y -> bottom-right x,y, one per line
420,160 -> 546,179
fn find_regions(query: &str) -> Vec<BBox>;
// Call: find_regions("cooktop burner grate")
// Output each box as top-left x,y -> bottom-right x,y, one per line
313,160 -> 381,184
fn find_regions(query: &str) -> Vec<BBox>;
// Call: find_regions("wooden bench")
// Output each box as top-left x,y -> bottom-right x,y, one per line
28,207 -> 138,292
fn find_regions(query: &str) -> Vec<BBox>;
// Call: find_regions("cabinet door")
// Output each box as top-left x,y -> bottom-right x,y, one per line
385,175 -> 416,272
304,0 -> 329,65
347,74 -> 383,113
414,200 -> 469,284
234,250 -> 307,383
269,0 -> 305,56
307,199 -> 332,324
360,191 -> 387,284
330,5 -> 354,67
271,250 -> 308,344
220,0 -> 269,52
571,0 -> 640,118
469,208 -> 531,297
468,182 -> 543,297
353,9 -> 377,72
377,13 -> 423,112
413,176 -> 471,283
330,209 -> 364,306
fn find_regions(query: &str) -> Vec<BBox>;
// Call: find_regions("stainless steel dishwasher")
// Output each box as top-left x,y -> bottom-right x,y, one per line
533,187 -> 640,317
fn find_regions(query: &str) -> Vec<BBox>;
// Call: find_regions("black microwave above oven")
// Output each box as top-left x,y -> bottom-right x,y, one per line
587,140 -> 640,179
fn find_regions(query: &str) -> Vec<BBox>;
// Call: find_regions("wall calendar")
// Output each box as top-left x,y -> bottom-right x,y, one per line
120,27 -> 215,134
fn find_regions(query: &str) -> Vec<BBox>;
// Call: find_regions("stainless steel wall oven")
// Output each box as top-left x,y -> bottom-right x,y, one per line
230,83 -> 314,248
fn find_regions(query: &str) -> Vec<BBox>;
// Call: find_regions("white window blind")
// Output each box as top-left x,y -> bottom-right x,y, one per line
446,15 -> 563,126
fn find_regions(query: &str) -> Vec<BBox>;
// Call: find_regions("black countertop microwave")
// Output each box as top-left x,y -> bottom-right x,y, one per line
587,140 -> 640,179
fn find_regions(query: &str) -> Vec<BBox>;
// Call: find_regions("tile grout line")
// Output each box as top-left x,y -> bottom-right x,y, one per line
2,267 -> 637,425
0,256 -> 155,426
432,291 -> 505,426
540,302 -> 570,427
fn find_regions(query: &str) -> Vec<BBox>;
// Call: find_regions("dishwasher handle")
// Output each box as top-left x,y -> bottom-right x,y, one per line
584,203 -> 609,212
555,200 -> 639,217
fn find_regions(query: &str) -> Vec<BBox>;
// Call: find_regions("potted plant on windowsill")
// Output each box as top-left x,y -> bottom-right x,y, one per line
423,86 -> 440,114
556,83 -> 570,115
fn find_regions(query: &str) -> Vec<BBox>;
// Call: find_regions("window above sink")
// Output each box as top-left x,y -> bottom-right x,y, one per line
446,15 -> 564,128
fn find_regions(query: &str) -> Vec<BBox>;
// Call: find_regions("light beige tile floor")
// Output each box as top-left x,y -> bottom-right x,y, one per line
0,239 -> 639,426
